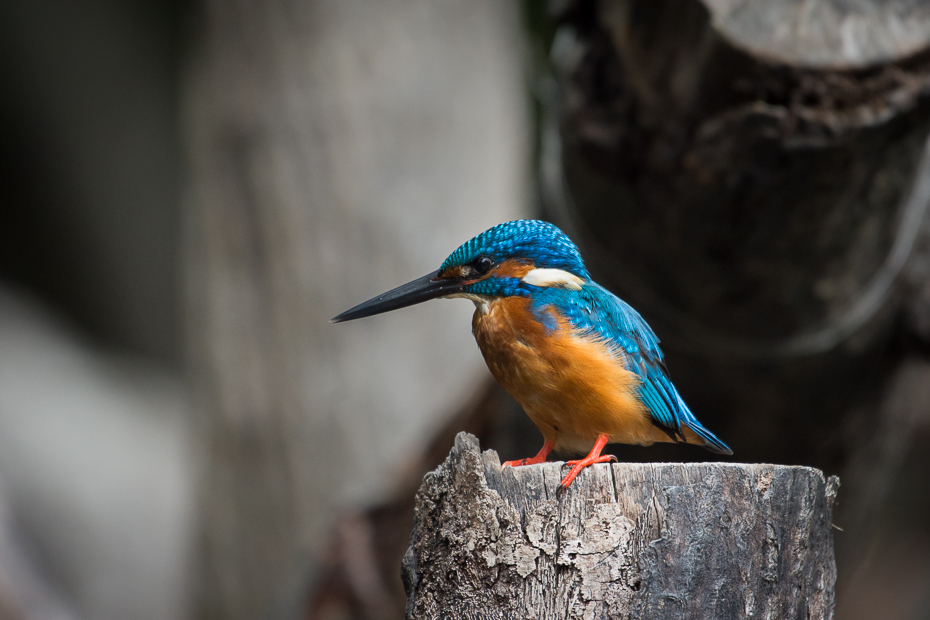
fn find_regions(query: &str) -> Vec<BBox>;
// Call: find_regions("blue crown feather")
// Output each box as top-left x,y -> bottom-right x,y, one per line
441,220 -> 590,280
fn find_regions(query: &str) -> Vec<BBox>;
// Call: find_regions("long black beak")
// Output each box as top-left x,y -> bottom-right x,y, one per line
331,270 -> 466,323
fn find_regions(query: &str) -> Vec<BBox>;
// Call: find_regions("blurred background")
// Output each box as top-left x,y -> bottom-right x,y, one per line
1,1 -> 930,619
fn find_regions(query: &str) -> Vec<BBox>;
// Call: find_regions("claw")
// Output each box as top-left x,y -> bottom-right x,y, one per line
557,434 -> 612,491
501,439 -> 555,470
564,455 -> 614,467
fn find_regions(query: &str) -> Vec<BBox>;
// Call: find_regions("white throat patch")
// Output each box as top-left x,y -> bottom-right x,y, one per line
521,268 -> 584,290
445,292 -> 491,315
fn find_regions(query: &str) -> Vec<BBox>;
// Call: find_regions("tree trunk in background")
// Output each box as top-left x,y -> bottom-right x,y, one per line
543,0 -> 930,586
183,1 -> 528,618
405,433 -> 838,619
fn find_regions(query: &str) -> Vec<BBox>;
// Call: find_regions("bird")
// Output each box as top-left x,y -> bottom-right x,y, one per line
332,220 -> 731,492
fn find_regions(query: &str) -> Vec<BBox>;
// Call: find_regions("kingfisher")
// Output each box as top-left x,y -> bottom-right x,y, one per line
333,220 -> 731,492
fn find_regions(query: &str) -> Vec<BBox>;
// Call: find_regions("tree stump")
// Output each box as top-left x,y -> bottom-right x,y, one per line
403,433 -> 839,619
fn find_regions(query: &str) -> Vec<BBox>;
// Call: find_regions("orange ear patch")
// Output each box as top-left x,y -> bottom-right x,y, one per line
489,258 -> 534,279
439,259 -> 533,281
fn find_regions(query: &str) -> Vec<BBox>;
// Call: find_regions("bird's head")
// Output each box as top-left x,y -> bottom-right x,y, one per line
332,220 -> 590,322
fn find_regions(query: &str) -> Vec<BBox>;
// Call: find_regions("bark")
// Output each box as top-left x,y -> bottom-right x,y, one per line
547,0 -> 930,356
540,0 -> 930,572
404,433 -> 839,620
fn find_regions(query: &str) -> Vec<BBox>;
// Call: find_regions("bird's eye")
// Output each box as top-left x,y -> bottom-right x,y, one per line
474,256 -> 493,275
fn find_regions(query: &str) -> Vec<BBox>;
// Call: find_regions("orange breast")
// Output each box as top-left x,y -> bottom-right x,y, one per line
472,297 -> 671,454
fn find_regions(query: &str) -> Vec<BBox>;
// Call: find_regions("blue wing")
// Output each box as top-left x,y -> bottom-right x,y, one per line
530,283 -> 732,455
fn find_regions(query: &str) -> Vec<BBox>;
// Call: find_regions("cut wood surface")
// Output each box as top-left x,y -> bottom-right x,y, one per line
404,433 -> 839,620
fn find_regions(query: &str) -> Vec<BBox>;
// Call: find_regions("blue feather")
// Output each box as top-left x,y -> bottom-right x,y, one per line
439,219 -> 731,456
442,220 -> 590,280
529,282 -> 732,455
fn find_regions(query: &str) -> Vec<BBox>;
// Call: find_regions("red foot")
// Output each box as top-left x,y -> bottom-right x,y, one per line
558,434 -> 613,491
502,439 -> 555,469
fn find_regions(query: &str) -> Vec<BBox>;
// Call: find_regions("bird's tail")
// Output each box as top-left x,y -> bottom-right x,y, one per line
675,393 -> 733,455
684,422 -> 733,455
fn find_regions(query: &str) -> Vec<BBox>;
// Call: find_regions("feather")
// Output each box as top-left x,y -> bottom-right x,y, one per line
529,283 -> 733,455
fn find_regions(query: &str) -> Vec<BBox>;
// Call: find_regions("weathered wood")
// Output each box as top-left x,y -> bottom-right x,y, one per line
541,0 -> 930,556
702,0 -> 930,69
404,433 -> 838,619
548,0 -> 930,361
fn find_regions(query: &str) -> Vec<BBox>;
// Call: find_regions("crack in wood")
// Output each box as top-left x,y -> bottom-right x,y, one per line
404,433 -> 838,619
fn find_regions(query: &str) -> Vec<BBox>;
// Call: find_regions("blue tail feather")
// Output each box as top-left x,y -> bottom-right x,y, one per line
674,393 -> 732,455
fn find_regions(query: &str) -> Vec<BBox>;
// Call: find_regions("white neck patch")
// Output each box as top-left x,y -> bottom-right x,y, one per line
445,292 -> 491,314
521,268 -> 584,290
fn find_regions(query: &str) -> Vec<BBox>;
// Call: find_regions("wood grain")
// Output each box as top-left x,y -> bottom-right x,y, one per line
404,432 -> 838,619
